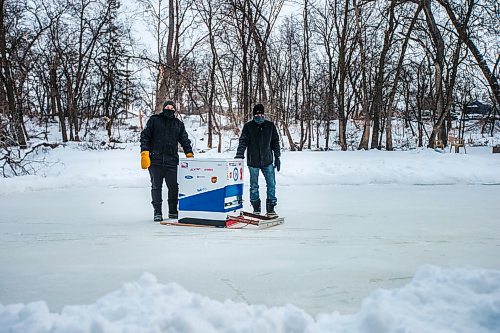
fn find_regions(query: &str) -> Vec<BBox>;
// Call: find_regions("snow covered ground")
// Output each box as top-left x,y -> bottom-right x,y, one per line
1,144 -> 500,332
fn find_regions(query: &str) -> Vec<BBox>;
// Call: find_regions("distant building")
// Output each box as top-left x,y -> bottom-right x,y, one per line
464,100 -> 493,120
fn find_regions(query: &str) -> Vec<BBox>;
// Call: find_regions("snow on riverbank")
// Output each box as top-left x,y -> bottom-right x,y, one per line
1,265 -> 499,333
1,144 -> 499,196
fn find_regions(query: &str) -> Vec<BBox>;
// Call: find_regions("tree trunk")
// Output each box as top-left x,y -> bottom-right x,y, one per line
337,0 -> 350,151
50,63 -> 68,142
207,13 -> 217,149
370,0 -> 396,150
385,2 -> 422,151
155,0 -> 176,113
283,119 -> 296,151
0,0 -> 27,148
302,0 -> 311,150
423,0 -> 446,148
353,0 -> 370,150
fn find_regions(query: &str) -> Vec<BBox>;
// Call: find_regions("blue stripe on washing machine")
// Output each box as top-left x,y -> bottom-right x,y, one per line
179,184 -> 243,212
225,183 -> 243,197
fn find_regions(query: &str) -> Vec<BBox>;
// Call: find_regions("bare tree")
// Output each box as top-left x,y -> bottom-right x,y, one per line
353,0 -> 371,150
334,0 -> 355,151
0,0 -> 51,148
194,0 -> 221,149
313,0 -> 339,150
436,0 -> 499,106
385,2 -> 422,150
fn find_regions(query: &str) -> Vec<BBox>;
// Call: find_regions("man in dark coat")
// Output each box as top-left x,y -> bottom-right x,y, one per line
235,103 -> 281,217
140,100 -> 193,221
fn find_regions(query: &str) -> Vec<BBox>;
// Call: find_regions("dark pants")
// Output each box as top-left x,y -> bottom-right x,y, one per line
148,164 -> 178,214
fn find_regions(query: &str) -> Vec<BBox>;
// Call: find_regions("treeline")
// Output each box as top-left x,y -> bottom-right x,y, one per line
0,0 -> 498,152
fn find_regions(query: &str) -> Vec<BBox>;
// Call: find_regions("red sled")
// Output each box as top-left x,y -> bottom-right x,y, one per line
160,211 -> 284,229
226,211 -> 284,229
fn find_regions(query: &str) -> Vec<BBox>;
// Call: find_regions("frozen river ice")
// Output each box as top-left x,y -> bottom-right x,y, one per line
1,183 -> 499,315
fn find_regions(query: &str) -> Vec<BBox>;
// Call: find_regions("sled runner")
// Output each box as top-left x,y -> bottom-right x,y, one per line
226,211 -> 284,229
160,211 -> 284,229
161,217 -> 226,228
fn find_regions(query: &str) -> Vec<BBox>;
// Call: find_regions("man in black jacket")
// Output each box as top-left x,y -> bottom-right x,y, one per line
235,103 -> 281,217
140,100 -> 193,221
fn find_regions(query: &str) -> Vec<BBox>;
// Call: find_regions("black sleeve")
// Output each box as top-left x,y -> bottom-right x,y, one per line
140,118 -> 153,152
178,121 -> 193,154
236,123 -> 250,157
271,123 -> 280,158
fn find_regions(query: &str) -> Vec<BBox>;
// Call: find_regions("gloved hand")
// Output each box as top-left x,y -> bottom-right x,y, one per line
186,152 -> 194,158
141,151 -> 151,169
234,154 -> 244,159
274,157 -> 281,172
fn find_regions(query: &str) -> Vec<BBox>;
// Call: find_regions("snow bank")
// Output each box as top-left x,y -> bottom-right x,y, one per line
1,266 -> 498,333
0,144 -> 149,195
278,149 -> 500,186
1,144 -> 499,195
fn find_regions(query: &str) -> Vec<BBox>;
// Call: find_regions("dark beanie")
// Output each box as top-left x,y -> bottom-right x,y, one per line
163,100 -> 175,109
253,103 -> 264,115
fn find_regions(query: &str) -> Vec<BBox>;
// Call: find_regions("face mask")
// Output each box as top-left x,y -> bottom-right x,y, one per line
162,109 -> 175,118
254,115 -> 264,124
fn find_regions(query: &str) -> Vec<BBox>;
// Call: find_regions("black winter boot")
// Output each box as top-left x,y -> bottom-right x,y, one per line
168,199 -> 178,219
153,205 -> 163,222
251,200 -> 261,215
266,200 -> 278,218
151,200 -> 163,222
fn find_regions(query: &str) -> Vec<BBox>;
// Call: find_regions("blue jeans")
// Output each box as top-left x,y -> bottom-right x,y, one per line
248,164 -> 276,204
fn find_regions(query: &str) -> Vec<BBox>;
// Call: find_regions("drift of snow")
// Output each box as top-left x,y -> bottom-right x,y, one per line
1,265 -> 499,333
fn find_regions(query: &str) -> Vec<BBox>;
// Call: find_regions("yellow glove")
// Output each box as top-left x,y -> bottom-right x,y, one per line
186,152 -> 194,158
141,151 -> 151,169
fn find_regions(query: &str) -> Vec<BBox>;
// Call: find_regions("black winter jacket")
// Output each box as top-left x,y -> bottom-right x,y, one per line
236,119 -> 280,167
140,113 -> 193,167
